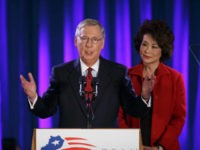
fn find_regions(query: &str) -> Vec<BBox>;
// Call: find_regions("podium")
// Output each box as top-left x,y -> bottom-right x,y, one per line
32,128 -> 142,150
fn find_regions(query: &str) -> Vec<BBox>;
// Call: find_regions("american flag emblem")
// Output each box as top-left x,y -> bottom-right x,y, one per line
41,135 -> 96,150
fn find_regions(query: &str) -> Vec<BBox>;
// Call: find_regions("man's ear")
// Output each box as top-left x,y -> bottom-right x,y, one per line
101,39 -> 105,49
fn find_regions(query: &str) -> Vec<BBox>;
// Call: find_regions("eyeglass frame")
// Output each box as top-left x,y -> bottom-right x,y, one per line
77,35 -> 103,44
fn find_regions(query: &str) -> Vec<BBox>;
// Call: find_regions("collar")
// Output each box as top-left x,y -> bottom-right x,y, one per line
80,59 -> 99,77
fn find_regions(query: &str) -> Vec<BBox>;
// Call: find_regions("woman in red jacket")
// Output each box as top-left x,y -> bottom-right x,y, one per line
118,19 -> 186,150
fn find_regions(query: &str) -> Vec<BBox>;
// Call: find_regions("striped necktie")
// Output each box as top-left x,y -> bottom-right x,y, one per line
85,67 -> 93,102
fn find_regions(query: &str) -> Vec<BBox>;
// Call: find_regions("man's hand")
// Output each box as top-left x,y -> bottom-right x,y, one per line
141,74 -> 156,101
20,72 -> 37,103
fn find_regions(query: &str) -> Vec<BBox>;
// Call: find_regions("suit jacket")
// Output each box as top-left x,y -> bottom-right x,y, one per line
31,57 -> 148,128
118,63 -> 186,150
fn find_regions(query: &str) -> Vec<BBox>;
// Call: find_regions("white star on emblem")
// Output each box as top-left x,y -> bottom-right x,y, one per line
52,140 -> 60,145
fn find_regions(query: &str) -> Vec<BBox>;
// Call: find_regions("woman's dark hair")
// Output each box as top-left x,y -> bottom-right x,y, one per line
134,19 -> 174,62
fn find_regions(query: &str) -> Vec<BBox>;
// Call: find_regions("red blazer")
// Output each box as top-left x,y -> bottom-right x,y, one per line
118,63 -> 186,150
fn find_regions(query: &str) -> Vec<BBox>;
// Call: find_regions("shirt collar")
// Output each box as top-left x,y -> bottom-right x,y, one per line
80,59 -> 99,76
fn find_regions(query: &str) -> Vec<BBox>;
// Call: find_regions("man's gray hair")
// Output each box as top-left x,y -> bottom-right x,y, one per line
75,18 -> 105,38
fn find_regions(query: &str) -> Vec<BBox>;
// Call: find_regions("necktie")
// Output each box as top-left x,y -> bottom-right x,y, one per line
85,67 -> 93,103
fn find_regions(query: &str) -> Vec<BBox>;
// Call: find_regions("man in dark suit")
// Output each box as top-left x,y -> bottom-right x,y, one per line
20,18 -> 154,128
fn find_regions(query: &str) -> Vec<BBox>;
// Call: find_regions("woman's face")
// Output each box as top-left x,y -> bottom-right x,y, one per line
139,34 -> 162,66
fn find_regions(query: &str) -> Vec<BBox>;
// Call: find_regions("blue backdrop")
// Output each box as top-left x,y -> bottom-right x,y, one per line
0,0 -> 199,149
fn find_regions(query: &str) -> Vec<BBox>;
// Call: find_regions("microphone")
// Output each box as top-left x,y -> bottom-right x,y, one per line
79,76 -> 86,96
92,77 -> 99,97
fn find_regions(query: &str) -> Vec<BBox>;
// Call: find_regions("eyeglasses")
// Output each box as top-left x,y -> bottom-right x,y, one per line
78,35 -> 103,44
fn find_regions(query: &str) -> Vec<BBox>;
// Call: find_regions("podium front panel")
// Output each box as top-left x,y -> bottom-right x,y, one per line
33,128 -> 141,150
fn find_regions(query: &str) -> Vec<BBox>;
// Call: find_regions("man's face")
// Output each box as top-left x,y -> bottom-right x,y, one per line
74,25 -> 104,67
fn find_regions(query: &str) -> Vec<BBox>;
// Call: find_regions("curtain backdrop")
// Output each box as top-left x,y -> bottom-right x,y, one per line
0,0 -> 199,149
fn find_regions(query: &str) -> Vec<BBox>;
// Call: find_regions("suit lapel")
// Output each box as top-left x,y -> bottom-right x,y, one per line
93,57 -> 113,110
69,60 -> 88,116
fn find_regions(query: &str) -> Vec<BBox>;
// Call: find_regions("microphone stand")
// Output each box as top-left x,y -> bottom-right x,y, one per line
79,76 -> 99,128
85,93 -> 94,128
